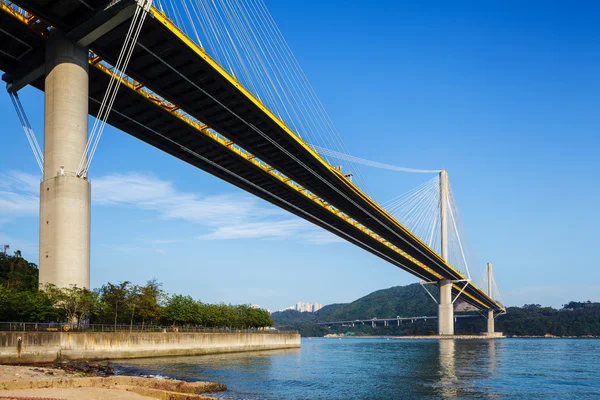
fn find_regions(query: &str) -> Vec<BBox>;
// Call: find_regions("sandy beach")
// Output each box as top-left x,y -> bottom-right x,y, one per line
0,364 -> 226,399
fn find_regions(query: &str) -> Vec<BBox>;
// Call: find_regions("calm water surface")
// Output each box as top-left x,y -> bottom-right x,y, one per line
112,338 -> 600,399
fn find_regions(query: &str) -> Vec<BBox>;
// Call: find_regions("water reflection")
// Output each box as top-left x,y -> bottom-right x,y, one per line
438,340 -> 458,397
434,339 -> 504,399
487,339 -> 497,373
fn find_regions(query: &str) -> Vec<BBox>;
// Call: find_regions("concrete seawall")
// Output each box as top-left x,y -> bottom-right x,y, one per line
0,331 -> 300,363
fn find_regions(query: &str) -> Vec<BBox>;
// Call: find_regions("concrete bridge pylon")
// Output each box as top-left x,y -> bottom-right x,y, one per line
39,31 -> 91,289
438,169 -> 454,335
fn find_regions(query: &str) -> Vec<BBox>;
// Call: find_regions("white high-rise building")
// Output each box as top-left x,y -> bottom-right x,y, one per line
295,302 -> 322,313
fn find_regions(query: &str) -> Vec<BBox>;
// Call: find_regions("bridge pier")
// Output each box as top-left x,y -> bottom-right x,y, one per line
487,310 -> 495,335
39,31 -> 91,289
438,279 -> 454,335
484,263 -> 503,337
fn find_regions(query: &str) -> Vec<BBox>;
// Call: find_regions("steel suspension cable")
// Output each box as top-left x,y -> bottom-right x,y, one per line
77,0 -> 152,177
8,92 -> 44,173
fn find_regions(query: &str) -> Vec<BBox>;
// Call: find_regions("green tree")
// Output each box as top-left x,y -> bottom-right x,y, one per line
126,284 -> 141,331
99,281 -> 131,330
0,250 -> 39,291
137,279 -> 164,329
43,284 -> 97,328
163,295 -> 199,327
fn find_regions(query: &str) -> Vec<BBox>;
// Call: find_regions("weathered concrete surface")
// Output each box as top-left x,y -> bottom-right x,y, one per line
487,310 -> 495,335
40,31 -> 91,289
438,279 -> 454,335
0,332 -> 300,363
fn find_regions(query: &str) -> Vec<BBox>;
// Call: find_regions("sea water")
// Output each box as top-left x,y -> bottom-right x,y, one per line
112,338 -> 600,399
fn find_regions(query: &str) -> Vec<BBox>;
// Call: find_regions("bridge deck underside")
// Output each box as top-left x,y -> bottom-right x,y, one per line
0,1 -> 502,311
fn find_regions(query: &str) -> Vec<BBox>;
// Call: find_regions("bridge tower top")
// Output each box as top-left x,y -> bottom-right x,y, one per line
439,169 -> 449,261
487,262 -> 493,297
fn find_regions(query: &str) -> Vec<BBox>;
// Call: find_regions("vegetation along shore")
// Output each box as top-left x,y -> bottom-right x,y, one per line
0,250 -> 273,329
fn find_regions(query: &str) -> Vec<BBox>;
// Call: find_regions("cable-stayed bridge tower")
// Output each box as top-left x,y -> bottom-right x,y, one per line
438,169 -> 454,335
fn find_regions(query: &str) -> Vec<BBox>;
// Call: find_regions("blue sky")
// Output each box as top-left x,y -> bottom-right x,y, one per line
1,0 -> 599,310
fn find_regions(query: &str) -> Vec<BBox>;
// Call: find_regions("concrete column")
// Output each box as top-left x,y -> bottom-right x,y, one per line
486,262 -> 496,336
438,170 -> 454,335
39,31 -> 90,289
438,279 -> 454,335
439,170 -> 448,261
487,263 -> 493,298
487,310 -> 495,335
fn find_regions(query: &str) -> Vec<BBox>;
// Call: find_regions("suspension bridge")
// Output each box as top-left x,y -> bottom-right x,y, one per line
0,0 -> 505,336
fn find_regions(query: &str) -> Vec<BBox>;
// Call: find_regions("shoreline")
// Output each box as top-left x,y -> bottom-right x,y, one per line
0,363 -> 226,399
317,335 -> 503,340
309,335 -> 600,339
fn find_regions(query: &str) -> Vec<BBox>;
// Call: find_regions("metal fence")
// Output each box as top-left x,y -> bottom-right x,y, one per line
0,322 -> 296,334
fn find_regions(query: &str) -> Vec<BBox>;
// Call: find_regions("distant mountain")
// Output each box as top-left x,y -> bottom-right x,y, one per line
274,285 -> 600,338
272,283 -> 439,328
317,283 -> 439,322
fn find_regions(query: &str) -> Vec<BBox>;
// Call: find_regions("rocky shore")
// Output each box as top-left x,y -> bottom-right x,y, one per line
0,363 -> 226,399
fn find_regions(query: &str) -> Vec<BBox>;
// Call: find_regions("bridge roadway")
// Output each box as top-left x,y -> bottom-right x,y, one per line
317,315 -> 477,327
0,0 -> 503,312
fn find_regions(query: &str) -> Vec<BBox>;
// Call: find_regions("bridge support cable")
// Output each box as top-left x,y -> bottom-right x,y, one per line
302,145 -> 477,286
419,281 -> 440,304
485,262 -> 504,308
382,175 -> 444,255
7,91 -> 44,174
308,144 -> 441,174
446,180 -> 480,284
76,0 -> 152,178
160,0 -> 371,193
451,279 -> 471,304
380,171 -> 478,282
427,205 -> 440,249
419,278 -> 472,305
447,196 -> 471,280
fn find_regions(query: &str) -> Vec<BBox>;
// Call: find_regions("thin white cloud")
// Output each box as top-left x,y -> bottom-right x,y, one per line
93,172 -> 276,226
0,171 -> 39,222
0,171 -> 39,194
199,219 -> 307,240
0,170 -> 341,244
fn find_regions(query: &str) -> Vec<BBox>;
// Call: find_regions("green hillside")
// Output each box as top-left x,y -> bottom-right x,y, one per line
271,283 -> 441,336
272,284 -> 600,337
314,283 -> 438,322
